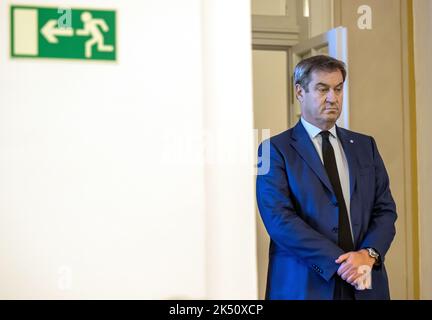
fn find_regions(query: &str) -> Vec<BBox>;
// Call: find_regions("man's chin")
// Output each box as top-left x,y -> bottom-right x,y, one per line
322,114 -> 340,124
324,112 -> 339,118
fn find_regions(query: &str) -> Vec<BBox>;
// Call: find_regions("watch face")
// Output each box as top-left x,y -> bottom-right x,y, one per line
368,248 -> 378,258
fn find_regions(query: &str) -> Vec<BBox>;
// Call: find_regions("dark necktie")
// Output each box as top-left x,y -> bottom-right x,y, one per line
320,131 -> 354,252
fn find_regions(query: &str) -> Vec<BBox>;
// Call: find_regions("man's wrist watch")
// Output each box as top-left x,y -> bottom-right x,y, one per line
366,247 -> 380,263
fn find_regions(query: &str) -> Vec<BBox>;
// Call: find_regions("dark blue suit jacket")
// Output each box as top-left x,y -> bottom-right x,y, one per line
256,121 -> 397,300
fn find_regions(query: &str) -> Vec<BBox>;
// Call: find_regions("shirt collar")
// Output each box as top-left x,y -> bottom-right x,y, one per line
300,117 -> 337,140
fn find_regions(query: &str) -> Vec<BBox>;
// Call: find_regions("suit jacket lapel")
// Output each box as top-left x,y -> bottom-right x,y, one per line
336,126 -> 358,199
336,126 -> 362,246
290,121 -> 334,193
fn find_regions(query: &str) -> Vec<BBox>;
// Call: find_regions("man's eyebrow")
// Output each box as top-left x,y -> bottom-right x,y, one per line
315,82 -> 329,87
315,82 -> 344,88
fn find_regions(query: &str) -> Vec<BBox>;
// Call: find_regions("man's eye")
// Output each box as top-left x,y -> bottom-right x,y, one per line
318,88 -> 329,93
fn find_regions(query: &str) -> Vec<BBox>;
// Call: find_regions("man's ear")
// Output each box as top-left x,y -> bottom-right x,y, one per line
295,84 -> 305,103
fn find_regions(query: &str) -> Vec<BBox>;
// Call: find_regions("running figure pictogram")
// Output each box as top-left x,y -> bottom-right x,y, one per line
76,11 -> 113,58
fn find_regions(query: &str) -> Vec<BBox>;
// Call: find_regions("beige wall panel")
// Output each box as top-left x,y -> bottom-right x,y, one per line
253,50 -> 288,299
340,0 -> 408,299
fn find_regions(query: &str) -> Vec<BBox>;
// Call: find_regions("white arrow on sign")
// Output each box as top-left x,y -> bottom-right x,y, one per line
41,19 -> 73,43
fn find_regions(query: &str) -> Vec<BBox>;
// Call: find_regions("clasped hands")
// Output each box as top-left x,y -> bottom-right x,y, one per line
335,249 -> 375,288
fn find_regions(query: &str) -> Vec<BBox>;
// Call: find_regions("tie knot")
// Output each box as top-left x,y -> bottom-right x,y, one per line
320,130 -> 331,141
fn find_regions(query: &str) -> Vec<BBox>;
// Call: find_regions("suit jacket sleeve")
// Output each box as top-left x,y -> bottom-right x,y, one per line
256,141 -> 344,282
359,137 -> 397,264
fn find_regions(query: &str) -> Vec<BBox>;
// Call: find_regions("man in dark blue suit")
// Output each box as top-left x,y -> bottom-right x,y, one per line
256,55 -> 397,300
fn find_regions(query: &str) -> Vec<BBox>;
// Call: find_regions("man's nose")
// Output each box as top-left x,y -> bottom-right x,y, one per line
326,89 -> 337,103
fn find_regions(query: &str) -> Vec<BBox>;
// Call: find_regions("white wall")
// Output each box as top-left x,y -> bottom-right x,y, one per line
413,0 -> 432,300
202,0 -> 258,299
0,0 -> 257,299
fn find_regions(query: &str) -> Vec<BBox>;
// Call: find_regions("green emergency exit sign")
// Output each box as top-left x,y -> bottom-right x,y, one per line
10,5 -> 116,61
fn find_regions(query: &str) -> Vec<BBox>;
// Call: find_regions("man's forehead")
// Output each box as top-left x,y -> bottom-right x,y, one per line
310,69 -> 343,84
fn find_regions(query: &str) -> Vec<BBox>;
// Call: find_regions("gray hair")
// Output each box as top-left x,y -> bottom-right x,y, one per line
294,55 -> 346,92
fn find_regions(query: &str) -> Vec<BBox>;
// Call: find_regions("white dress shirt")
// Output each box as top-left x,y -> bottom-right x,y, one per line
300,117 -> 354,240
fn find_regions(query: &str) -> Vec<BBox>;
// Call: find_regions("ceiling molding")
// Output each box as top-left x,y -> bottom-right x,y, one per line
252,15 -> 300,47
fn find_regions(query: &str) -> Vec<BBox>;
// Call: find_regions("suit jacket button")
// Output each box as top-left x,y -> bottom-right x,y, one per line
332,227 -> 339,233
